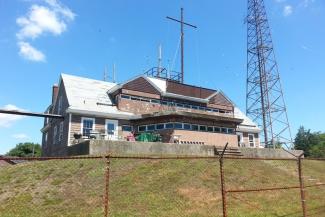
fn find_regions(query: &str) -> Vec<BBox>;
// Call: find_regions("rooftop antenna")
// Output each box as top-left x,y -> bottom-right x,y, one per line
112,63 -> 116,83
167,59 -> 170,80
246,0 -> 293,149
103,65 -> 108,81
157,44 -> 162,77
167,7 -> 197,83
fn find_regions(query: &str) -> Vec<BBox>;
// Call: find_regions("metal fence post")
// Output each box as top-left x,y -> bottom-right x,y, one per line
104,155 -> 110,217
219,143 -> 229,217
297,153 -> 307,217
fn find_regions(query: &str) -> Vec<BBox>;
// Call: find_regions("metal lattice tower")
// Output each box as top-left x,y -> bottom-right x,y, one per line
246,0 -> 293,148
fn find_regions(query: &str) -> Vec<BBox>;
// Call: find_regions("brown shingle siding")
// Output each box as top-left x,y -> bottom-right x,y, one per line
166,81 -> 216,99
208,92 -> 233,110
123,77 -> 160,95
42,80 -> 70,156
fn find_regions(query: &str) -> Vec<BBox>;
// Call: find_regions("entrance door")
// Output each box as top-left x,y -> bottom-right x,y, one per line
237,132 -> 244,147
106,120 -> 118,140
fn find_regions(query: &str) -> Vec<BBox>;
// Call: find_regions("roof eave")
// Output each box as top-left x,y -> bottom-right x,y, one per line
138,110 -> 243,123
66,107 -> 139,120
162,92 -> 209,103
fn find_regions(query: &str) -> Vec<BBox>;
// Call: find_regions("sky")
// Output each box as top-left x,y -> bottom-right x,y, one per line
0,0 -> 324,154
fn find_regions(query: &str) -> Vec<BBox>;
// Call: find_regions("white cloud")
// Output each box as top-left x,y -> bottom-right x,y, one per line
18,41 -> 45,62
302,0 -> 315,7
0,104 -> 26,128
16,1 -> 75,40
12,133 -> 29,140
45,0 -> 75,20
283,5 -> 293,16
301,45 -> 311,51
16,0 -> 75,61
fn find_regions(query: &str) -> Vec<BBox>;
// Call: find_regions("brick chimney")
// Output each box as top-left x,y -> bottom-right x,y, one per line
52,84 -> 59,105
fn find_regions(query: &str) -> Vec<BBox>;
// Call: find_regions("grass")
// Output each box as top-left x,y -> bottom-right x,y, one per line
0,157 -> 324,217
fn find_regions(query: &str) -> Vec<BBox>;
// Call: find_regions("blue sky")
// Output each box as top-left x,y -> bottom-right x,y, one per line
0,0 -> 324,154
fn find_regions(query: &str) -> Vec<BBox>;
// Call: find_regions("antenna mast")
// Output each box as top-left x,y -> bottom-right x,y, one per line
167,8 -> 197,83
157,44 -> 162,77
246,0 -> 293,149
113,63 -> 116,83
103,66 -> 108,81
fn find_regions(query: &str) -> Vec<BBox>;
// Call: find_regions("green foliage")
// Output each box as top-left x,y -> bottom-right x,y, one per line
6,142 -> 41,157
294,126 -> 325,158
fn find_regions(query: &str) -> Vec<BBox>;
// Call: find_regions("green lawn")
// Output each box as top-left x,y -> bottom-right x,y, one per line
0,158 -> 324,217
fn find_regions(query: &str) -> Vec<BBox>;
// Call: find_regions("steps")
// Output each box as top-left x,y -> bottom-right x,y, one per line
214,146 -> 243,157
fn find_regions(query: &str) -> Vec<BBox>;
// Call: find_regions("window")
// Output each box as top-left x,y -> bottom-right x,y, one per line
176,103 -> 184,108
192,125 -> 199,131
140,98 -> 150,102
213,109 -> 219,113
82,118 -> 95,137
121,95 -> 130,99
156,124 -> 165,130
138,125 -> 146,132
248,134 -> 255,147
107,123 -> 115,135
151,99 -> 160,104
214,127 -> 221,133
199,107 -> 206,111
131,96 -> 140,101
227,128 -> 234,134
199,125 -> 207,131
221,128 -> 228,133
53,126 -> 57,144
147,125 -> 155,131
45,132 -> 48,142
167,102 -> 175,106
122,125 -> 132,132
165,123 -> 174,129
161,101 -> 168,105
191,105 -> 198,110
59,122 -> 63,142
206,108 -> 212,112
207,126 -> 214,132
184,104 -> 191,109
174,123 -> 183,129
183,123 -> 191,130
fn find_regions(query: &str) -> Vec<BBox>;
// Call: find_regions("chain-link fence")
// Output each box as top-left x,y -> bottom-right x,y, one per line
0,154 -> 324,217
108,156 -> 222,217
0,156 -> 109,217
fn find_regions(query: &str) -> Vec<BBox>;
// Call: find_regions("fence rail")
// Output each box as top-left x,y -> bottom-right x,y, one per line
0,152 -> 324,217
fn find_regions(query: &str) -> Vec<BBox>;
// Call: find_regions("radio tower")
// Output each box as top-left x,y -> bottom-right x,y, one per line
246,0 -> 293,149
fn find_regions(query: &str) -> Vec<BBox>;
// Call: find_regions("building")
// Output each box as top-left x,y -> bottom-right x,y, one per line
41,73 -> 260,156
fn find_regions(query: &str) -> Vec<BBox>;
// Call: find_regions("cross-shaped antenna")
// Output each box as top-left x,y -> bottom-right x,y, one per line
167,8 -> 197,83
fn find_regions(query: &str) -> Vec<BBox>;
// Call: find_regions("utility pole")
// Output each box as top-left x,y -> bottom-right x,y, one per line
246,0 -> 293,149
167,8 -> 197,83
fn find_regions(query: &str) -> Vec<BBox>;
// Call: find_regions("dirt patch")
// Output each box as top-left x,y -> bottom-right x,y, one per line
178,186 -> 220,204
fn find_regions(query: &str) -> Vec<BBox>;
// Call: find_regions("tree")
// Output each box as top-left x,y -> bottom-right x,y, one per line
6,142 -> 41,157
294,126 -> 325,158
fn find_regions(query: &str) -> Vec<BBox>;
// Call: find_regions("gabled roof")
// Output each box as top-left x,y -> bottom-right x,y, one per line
234,107 -> 260,133
109,75 -> 234,104
60,74 -> 135,118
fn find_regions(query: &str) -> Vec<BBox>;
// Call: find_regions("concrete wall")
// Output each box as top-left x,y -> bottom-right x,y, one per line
68,140 -> 303,159
239,148 -> 304,158
68,140 -> 215,156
